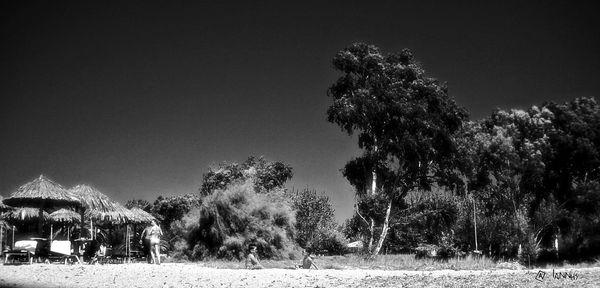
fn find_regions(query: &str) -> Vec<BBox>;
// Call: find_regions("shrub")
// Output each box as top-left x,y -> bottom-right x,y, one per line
188,180 -> 297,260
290,188 -> 345,254
311,228 -> 349,255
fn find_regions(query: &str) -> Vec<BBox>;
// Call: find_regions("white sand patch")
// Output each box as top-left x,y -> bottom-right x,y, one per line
1,263 -> 598,288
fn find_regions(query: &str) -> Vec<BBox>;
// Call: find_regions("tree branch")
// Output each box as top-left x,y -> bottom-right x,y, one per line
354,204 -> 371,227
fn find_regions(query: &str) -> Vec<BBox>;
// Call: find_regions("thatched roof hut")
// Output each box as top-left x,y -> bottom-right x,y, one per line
2,175 -> 81,209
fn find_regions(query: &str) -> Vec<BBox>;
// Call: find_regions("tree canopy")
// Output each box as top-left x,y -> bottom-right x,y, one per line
289,188 -> 346,253
328,43 -> 468,255
199,156 -> 293,196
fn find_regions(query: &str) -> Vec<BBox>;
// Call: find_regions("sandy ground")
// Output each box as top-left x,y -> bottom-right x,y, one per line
1,263 -> 599,288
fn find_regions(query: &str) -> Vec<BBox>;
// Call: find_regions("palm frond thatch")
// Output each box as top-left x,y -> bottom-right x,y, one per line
3,207 -> 49,222
2,175 -> 81,208
69,184 -> 119,212
49,208 -> 81,223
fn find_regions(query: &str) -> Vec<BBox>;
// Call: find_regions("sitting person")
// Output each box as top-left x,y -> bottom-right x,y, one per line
90,243 -> 107,265
301,249 -> 319,269
245,245 -> 264,269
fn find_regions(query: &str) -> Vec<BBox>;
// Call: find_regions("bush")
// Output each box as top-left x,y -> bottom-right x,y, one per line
188,180 -> 297,260
168,207 -> 203,260
311,229 -> 348,255
414,244 -> 456,261
290,188 -> 346,253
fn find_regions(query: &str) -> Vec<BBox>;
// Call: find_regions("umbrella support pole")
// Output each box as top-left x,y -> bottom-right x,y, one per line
126,225 -> 130,263
38,208 -> 44,236
80,209 -> 85,239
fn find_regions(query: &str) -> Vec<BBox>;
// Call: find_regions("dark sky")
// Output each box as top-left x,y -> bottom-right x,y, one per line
1,1 -> 598,222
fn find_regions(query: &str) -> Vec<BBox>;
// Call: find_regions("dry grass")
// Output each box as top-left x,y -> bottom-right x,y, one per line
306,254 -> 499,270
537,257 -> 600,269
163,253 -> 600,271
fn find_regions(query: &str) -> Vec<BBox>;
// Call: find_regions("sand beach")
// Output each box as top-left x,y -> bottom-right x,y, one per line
1,263 -> 599,288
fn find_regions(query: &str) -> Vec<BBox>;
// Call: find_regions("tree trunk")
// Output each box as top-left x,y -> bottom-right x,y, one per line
367,219 -> 375,252
371,200 -> 392,257
366,149 -> 378,252
371,142 -> 378,194
355,204 -> 375,252
371,170 -> 377,195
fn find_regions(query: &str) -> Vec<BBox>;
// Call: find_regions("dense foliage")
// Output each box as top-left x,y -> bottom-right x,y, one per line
341,96 -> 600,263
124,194 -> 200,253
290,188 -> 347,254
163,157 -> 297,260
453,100 -> 600,262
189,181 -> 296,260
328,42 -> 468,256
121,44 -> 600,264
199,156 -> 293,195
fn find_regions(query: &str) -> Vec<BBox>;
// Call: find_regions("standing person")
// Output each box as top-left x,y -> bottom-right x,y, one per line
245,245 -> 264,269
148,220 -> 163,265
139,224 -> 153,263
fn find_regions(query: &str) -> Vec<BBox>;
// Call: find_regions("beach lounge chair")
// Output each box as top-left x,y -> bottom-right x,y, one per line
48,240 -> 81,264
106,247 -> 126,263
3,240 -> 37,264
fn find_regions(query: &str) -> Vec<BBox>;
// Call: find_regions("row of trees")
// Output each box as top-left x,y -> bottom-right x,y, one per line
127,156 -> 344,260
331,43 -> 600,262
129,43 -> 599,263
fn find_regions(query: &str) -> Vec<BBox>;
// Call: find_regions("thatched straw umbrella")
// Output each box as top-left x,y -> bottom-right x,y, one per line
127,207 -> 156,224
122,207 -> 158,262
2,175 -> 81,235
86,205 -> 156,262
85,203 -> 132,225
3,207 -> 50,248
69,184 -> 121,239
0,195 -> 9,249
125,207 -> 157,261
49,208 -> 80,241
0,195 -> 10,212
49,209 -> 81,223
69,184 -> 119,213
82,202 -> 138,262
4,207 -> 50,222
